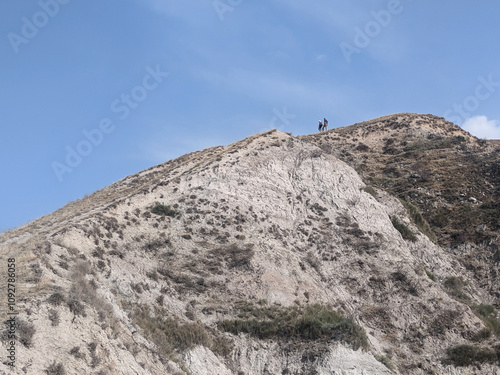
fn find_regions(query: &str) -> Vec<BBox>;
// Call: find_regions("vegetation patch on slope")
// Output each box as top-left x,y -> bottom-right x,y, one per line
445,344 -> 500,367
399,198 -> 436,242
151,202 -> 180,218
130,304 -> 232,358
473,304 -> 500,338
391,217 -> 417,242
218,303 -> 368,351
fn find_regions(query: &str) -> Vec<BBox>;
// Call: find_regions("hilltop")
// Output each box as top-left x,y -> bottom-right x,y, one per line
303,113 -> 500,245
1,115 -> 499,374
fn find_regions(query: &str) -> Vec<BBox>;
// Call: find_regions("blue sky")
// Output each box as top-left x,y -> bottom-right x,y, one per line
1,0 -> 500,233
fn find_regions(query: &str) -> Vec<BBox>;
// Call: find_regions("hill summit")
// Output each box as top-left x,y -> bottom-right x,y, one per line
1,113 -> 499,374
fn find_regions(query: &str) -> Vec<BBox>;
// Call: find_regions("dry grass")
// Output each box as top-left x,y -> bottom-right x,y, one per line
130,304 -> 232,358
209,243 -> 255,269
443,276 -> 469,302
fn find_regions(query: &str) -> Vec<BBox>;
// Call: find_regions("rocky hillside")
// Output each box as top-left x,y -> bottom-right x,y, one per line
303,113 -> 500,246
302,113 -> 500,306
1,115 -> 499,374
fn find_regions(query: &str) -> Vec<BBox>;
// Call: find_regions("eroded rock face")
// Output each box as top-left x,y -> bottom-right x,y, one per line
0,123 -> 498,374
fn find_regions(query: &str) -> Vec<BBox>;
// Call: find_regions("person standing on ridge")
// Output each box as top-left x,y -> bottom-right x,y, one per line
323,118 -> 328,131
318,120 -> 323,132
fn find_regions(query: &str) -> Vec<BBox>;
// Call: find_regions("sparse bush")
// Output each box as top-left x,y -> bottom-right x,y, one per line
356,143 -> 370,152
151,203 -> 179,217
67,293 -> 86,317
425,269 -> 437,282
391,271 -> 419,296
48,309 -> 60,326
142,237 -> 171,253
147,270 -> 159,282
443,276 -> 469,301
209,243 -> 255,269
70,346 -> 85,359
391,217 -> 417,242
66,263 -> 117,331
88,342 -> 101,368
304,251 -> 321,272
375,355 -> 393,370
47,292 -> 65,306
16,318 -> 36,348
27,263 -> 42,283
45,362 -> 66,375
131,282 -> 149,294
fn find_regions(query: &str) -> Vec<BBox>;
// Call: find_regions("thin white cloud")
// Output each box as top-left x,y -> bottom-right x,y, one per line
272,0 -> 412,64
271,0 -> 368,34
462,115 -> 500,139
192,66 -> 348,114
135,0 -> 214,25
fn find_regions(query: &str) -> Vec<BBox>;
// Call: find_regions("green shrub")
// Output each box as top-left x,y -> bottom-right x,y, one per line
425,269 -> 437,282
443,276 -> 469,301
445,344 -> 499,367
151,203 -> 179,217
475,304 -> 495,317
218,304 -> 368,351
391,217 -> 417,242
473,304 -> 500,337
472,328 -> 492,342
363,186 -> 377,198
400,199 -> 436,242
375,355 -> 394,370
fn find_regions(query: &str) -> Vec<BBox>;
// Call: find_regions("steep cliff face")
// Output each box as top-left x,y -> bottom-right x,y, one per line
1,121 -> 499,374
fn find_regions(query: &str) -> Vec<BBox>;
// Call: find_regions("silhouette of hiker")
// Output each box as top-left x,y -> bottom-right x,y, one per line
323,118 -> 328,131
318,120 -> 323,132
